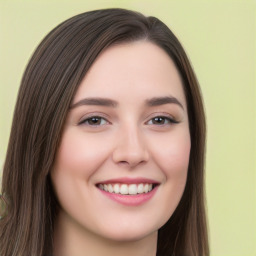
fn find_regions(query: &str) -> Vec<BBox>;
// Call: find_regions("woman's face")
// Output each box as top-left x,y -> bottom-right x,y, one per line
51,41 -> 191,242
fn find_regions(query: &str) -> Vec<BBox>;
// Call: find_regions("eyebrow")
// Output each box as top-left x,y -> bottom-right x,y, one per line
70,96 -> 184,110
146,96 -> 184,109
70,98 -> 118,109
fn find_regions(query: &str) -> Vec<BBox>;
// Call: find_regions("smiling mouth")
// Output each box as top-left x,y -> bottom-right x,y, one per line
97,183 -> 158,195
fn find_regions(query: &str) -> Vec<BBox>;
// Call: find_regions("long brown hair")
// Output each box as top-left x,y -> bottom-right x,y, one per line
0,8 -> 209,256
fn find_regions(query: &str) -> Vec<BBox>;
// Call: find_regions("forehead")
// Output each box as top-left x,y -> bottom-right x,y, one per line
73,41 -> 186,108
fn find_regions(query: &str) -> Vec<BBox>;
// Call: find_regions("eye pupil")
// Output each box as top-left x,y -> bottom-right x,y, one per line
153,117 -> 165,124
88,117 -> 101,125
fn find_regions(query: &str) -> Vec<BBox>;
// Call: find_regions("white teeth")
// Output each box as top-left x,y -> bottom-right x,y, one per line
137,183 -> 144,194
98,183 -> 155,195
128,184 -> 137,195
108,184 -> 113,193
113,184 -> 120,194
120,184 -> 129,195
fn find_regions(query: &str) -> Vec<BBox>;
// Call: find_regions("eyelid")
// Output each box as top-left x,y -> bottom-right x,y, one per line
77,112 -> 179,127
145,112 -> 179,125
78,112 -> 111,126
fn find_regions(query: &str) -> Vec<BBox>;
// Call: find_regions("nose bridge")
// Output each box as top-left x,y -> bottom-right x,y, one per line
112,121 -> 149,167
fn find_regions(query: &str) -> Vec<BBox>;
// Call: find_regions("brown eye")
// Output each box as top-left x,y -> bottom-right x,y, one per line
151,117 -> 166,125
147,116 -> 178,125
79,116 -> 108,126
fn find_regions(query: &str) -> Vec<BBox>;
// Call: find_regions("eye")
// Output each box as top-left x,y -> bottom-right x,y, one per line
147,116 -> 178,125
79,116 -> 108,126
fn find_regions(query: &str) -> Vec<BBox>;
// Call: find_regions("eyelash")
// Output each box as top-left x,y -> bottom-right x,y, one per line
78,114 -> 179,127
147,116 -> 179,125
78,116 -> 109,126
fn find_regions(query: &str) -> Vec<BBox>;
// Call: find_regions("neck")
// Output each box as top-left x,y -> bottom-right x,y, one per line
53,210 -> 158,256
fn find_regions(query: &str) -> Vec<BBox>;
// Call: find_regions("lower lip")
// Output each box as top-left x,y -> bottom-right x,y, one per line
98,187 -> 158,206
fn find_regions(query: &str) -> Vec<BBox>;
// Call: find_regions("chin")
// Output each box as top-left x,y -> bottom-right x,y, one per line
97,224 -> 159,243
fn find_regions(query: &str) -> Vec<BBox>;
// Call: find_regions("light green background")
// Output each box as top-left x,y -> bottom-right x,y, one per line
0,1 -> 255,255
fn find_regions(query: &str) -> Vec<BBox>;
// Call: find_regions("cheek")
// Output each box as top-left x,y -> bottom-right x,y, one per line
53,129 -> 112,178
50,130 -> 114,220
153,131 -> 190,220
151,130 -> 191,179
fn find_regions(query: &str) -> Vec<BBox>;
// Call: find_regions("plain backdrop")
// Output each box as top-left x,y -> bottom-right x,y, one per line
0,1 -> 255,255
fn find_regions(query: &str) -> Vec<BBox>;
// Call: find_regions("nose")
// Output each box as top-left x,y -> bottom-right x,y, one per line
112,125 -> 149,168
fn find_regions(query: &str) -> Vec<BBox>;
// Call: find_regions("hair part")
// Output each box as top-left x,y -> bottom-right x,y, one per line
0,8 -> 209,256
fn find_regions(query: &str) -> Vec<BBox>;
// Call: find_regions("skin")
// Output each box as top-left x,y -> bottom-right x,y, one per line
51,40 -> 191,256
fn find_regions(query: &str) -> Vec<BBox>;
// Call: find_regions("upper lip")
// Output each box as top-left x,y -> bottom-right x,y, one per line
96,177 -> 160,185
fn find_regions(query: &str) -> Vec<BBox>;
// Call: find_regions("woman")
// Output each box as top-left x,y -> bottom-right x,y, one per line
0,8 -> 209,256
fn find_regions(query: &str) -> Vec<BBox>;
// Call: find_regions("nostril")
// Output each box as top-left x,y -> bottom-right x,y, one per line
120,161 -> 128,164
117,160 -> 148,169
112,147 -> 149,167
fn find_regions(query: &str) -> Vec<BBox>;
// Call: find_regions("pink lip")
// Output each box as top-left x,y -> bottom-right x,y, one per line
98,188 -> 158,206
